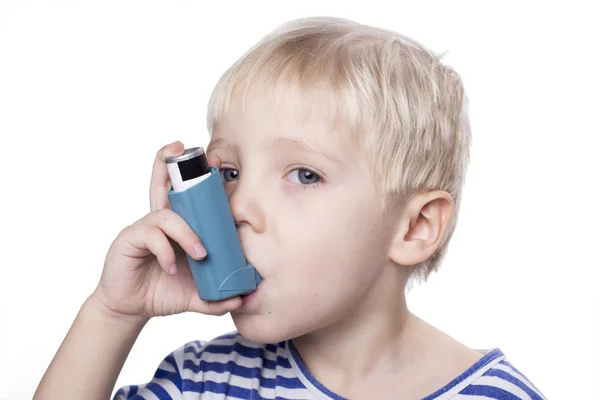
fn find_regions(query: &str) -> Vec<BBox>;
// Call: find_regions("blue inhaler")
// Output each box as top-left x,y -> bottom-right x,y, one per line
165,147 -> 262,301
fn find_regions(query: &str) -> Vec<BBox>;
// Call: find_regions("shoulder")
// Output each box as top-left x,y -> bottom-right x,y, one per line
113,331 -> 279,399
427,349 -> 546,400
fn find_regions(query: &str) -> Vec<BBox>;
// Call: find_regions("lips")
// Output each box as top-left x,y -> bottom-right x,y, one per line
241,280 -> 264,305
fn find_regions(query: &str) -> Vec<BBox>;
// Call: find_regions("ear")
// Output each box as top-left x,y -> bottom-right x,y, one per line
388,191 -> 454,266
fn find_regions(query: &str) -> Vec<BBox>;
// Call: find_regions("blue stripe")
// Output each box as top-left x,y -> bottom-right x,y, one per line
276,375 -> 306,389
184,340 -> 207,351
183,344 -> 206,358
157,354 -> 182,389
154,368 -> 182,389
185,341 -> 266,359
486,368 -> 543,400
263,356 -> 292,369
184,360 -> 259,377
183,354 -> 291,373
276,355 -> 292,369
263,358 -> 276,370
146,381 -> 173,399
265,343 -> 278,353
183,379 -> 251,397
499,360 -> 545,396
459,384 -> 522,400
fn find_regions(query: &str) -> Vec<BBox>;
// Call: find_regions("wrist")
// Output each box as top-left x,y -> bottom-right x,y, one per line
85,292 -> 150,331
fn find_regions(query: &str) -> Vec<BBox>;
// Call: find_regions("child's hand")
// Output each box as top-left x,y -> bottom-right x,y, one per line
91,141 -> 242,321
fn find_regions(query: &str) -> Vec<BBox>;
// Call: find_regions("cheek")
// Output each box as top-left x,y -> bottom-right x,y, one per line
232,195 -> 390,343
277,201 -> 387,303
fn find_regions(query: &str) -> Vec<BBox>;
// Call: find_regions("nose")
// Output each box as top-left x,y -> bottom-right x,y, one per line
228,177 -> 266,234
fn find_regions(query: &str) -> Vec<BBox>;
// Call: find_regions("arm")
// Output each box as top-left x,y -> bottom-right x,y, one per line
33,295 -> 149,400
34,142 -> 240,399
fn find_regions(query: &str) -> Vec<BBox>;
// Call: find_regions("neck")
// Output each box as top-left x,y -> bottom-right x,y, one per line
290,267 -> 484,399
291,265 -> 414,383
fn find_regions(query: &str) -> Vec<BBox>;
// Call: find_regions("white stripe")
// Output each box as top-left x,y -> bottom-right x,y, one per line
258,386 -> 315,399
184,391 -> 224,400
158,359 -> 177,374
131,388 -> 159,400
128,378 -> 181,399
492,363 -> 545,399
114,377 -> 180,400
472,375 -> 531,399
450,395 -> 494,399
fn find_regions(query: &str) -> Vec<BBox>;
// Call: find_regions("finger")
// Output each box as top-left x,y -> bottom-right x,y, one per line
124,224 -> 178,276
208,155 -> 222,169
188,293 -> 243,315
150,141 -> 184,212
137,208 -> 207,261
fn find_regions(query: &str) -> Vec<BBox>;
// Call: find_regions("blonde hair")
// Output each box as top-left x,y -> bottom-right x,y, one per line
207,17 -> 472,280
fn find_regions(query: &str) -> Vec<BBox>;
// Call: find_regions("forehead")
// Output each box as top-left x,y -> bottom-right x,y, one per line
210,85 -> 359,157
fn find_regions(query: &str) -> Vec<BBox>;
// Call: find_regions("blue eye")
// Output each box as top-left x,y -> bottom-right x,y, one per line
220,168 -> 239,182
287,169 -> 321,185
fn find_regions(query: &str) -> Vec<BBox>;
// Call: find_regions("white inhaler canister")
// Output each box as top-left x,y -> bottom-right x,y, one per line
166,147 -> 211,192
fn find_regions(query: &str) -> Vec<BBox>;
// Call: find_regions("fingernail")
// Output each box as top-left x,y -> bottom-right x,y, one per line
169,264 -> 177,275
195,243 -> 207,258
170,141 -> 179,147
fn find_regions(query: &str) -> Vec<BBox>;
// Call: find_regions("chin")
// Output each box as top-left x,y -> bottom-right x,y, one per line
231,311 -> 294,344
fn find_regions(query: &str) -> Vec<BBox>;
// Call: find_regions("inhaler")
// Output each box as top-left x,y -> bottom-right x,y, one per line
165,147 -> 262,301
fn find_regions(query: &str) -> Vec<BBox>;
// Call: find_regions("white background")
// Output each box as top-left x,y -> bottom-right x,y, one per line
1,1 -> 598,399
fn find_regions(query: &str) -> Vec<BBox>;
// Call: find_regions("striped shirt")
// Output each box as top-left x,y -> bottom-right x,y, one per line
113,331 -> 546,400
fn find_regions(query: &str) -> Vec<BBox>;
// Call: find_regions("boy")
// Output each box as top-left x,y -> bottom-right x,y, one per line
34,17 -> 546,399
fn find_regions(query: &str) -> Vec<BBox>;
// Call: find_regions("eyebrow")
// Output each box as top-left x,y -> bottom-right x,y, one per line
266,137 -> 344,165
206,137 -> 239,156
207,137 -> 345,167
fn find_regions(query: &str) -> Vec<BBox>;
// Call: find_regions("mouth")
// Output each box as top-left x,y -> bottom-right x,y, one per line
241,280 -> 264,305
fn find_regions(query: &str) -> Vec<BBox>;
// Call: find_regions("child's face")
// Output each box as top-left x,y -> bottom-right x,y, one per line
208,89 -> 399,343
